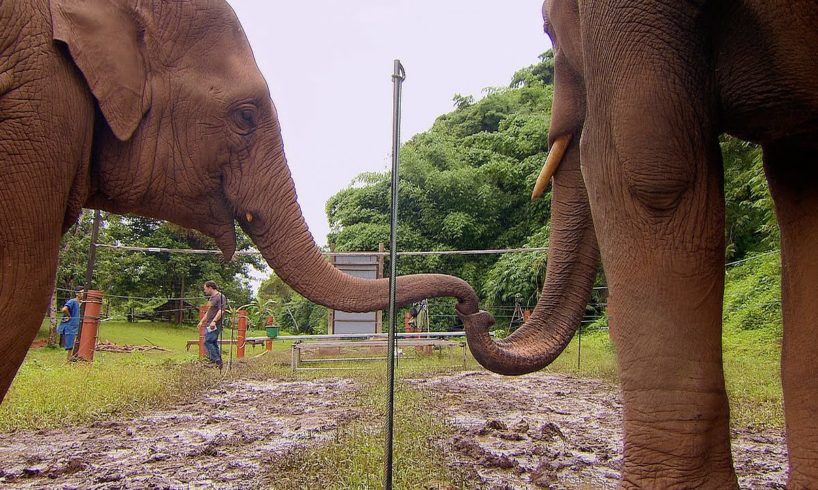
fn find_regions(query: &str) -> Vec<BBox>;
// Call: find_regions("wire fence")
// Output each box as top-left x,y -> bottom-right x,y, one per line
51,246 -> 780,331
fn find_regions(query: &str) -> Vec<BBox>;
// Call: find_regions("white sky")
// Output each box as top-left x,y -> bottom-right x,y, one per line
229,1 -> 550,248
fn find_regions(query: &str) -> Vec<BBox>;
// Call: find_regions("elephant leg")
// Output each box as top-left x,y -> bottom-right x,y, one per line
0,241 -> 60,400
580,3 -> 736,487
763,140 -> 818,488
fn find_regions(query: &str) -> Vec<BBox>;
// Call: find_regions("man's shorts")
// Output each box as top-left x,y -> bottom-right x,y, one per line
62,332 -> 77,350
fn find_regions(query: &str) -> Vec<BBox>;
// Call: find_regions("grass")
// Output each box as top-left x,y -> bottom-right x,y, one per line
257,367 -> 470,489
0,320 -> 290,432
542,327 -> 784,429
0,294 -> 786,487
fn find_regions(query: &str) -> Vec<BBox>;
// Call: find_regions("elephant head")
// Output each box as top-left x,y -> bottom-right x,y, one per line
49,0 -> 479,316
459,0 -> 600,375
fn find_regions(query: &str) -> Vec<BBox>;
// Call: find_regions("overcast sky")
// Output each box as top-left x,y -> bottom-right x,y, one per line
229,1 -> 551,249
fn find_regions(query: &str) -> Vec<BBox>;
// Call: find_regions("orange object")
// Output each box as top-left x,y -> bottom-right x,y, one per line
265,339 -> 273,352
237,309 -> 247,359
198,305 -> 208,358
266,315 -> 274,326
76,290 -> 103,361
523,309 -> 532,323
403,311 -> 414,333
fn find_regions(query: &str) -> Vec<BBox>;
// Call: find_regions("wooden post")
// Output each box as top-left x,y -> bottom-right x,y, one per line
198,305 -> 208,358
76,290 -> 103,362
403,310 -> 413,333
265,315 -> 274,351
237,309 -> 247,359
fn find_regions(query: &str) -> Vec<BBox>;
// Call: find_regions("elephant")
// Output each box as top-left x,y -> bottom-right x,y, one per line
458,0 -> 818,487
0,0 -> 480,402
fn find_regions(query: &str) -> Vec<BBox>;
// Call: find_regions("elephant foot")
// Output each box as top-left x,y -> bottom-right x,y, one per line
619,447 -> 737,489
617,423 -> 737,489
788,454 -> 818,489
619,472 -> 738,490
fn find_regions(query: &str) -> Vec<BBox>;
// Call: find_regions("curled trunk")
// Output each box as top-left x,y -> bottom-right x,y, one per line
241,133 -> 480,319
460,145 -> 599,375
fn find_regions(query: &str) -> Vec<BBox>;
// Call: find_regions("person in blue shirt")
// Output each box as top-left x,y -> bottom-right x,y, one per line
58,287 -> 84,360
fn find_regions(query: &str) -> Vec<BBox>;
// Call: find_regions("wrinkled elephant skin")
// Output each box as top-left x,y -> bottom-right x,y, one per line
0,1 -> 479,403
460,1 -> 818,488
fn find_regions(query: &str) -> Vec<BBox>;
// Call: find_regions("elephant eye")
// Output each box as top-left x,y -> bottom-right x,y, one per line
230,104 -> 258,135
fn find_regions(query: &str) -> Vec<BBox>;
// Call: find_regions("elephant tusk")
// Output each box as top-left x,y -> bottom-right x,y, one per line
245,212 -> 254,223
531,134 -> 572,201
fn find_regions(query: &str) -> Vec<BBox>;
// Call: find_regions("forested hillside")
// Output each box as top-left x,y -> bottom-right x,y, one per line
325,50 -> 781,332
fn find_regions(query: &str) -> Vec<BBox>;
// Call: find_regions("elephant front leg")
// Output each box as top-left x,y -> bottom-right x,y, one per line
597,145 -> 735,487
764,140 -> 818,488
0,221 -> 62,401
580,2 -> 736,487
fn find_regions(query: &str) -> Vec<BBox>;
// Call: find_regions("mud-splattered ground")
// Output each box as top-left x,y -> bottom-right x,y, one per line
0,378 -> 362,489
0,371 -> 787,489
411,371 -> 787,489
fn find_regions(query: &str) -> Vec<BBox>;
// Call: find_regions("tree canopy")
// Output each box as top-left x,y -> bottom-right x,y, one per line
324,50 -> 777,329
56,213 -> 261,318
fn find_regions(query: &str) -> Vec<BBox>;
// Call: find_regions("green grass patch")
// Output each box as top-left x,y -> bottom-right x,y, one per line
0,320 -> 260,432
543,328 -> 619,384
260,370 -> 469,489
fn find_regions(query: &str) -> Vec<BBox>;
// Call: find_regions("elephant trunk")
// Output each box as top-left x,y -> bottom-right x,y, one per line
460,143 -> 599,375
240,125 -> 480,317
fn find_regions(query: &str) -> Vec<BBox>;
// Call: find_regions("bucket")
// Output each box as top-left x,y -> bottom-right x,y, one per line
266,326 -> 279,338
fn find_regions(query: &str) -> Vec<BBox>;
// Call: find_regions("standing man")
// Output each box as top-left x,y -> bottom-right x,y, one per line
59,287 -> 84,361
198,280 -> 225,368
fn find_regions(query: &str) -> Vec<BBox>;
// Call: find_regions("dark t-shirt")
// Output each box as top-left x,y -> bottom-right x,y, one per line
203,292 -> 226,329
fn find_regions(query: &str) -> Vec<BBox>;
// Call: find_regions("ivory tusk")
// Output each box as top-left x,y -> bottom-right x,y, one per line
245,212 -> 254,223
531,134 -> 572,201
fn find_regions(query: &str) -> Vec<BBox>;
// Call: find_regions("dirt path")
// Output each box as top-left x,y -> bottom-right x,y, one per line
0,378 -> 362,489
410,371 -> 787,489
0,371 -> 787,489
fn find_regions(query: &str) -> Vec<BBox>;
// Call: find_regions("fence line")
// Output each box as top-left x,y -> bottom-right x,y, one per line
95,243 -> 550,257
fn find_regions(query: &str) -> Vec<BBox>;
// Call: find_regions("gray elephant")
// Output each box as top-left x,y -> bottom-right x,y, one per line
460,0 -> 818,487
0,0 -> 478,400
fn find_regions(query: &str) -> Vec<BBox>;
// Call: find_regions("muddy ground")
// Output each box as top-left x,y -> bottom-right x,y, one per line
0,371 -> 786,489
411,372 -> 787,489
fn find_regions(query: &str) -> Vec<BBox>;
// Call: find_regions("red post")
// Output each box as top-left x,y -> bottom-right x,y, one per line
237,309 -> 247,359
198,305 -> 208,359
76,290 -> 104,362
403,311 -> 414,333
264,315 -> 274,351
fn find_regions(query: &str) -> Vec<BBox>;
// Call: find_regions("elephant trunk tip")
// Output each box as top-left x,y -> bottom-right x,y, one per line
459,309 -> 564,376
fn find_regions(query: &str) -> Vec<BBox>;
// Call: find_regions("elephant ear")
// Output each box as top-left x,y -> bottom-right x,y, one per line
50,0 -> 151,141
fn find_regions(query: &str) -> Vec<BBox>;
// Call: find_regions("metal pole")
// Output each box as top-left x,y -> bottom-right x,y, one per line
384,59 -> 405,490
84,210 -> 102,292
72,209 -> 102,359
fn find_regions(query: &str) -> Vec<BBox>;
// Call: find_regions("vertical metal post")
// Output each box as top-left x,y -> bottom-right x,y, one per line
84,210 -> 102,292
384,59 -> 405,490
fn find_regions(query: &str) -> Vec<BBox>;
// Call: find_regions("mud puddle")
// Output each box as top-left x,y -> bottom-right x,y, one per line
410,371 -> 787,489
0,378 -> 361,489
